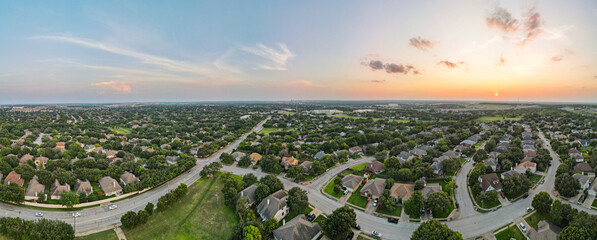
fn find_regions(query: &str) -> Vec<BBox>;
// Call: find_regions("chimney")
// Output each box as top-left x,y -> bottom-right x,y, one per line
241,191 -> 244,197
113,182 -> 116,187
267,199 -> 270,205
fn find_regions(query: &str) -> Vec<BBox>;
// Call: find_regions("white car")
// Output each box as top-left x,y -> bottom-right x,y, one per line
372,231 -> 382,238
72,212 -> 81,217
108,204 -> 118,210
373,199 -> 378,207
35,212 -> 44,217
519,223 -> 527,233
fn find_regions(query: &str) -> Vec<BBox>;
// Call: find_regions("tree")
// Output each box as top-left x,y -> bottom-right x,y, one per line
236,196 -> 251,214
121,211 -> 138,229
0,183 -> 25,203
200,162 -> 222,178
473,149 -> 487,163
243,173 -> 258,186
379,189 -> 398,212
312,160 -> 326,175
220,152 -> 235,165
156,200 -> 167,212
288,187 -> 308,212
427,191 -> 451,216
396,168 -> 413,181
502,175 -> 531,199
384,157 -> 401,170
60,191 -> 79,209
286,165 -> 305,182
411,219 -> 463,240
242,225 -> 261,240
442,158 -> 461,175
414,180 -> 425,190
260,174 -> 283,193
322,206 -> 356,240
404,191 -> 425,217
558,226 -> 591,240
254,184 -> 270,204
260,156 -> 281,173
238,155 -> 252,167
532,192 -> 553,214
550,199 -> 562,225
444,181 -> 457,194
263,218 -> 278,235
145,202 -> 154,216
137,210 -> 149,224
174,183 -> 188,199
555,173 -> 580,198
244,209 -> 256,221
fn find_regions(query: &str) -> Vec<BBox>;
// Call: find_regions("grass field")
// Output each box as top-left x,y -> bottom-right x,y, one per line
524,212 -> 548,228
76,229 -> 118,240
494,225 -> 525,240
111,127 -> 132,134
351,162 -> 368,171
347,185 -> 368,208
376,205 -> 402,217
323,178 -> 343,198
283,206 -> 313,223
474,192 -> 501,209
593,199 -> 597,208
476,116 -> 522,122
123,177 -> 239,240
528,173 -> 543,185
257,128 -> 287,135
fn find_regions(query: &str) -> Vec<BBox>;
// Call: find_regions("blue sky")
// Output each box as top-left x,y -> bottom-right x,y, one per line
1,1 -> 596,104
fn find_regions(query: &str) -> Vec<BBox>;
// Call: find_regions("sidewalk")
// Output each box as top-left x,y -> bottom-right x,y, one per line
115,227 -> 127,240
23,188 -> 150,209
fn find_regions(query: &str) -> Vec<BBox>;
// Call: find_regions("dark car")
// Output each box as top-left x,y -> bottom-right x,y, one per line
346,231 -> 355,240
522,193 -> 529,199
353,224 -> 361,230
388,217 -> 398,224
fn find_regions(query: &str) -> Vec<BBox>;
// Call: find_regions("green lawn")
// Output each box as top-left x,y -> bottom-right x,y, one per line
123,177 -> 240,240
494,225 -> 525,240
528,173 -> 543,184
376,205 -> 402,217
474,193 -> 501,209
110,127 -> 132,134
257,128 -> 287,135
347,185 -> 369,208
76,229 -> 118,240
351,162 -> 368,171
592,199 -> 597,208
525,212 -> 549,228
283,206 -> 313,223
476,116 -> 522,123
323,177 -> 343,199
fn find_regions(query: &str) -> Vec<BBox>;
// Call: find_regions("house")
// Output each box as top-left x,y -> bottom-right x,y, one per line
257,190 -> 289,221
34,157 -> 48,168
573,162 -> 593,173
484,157 -> 499,172
314,151 -> 325,160
396,151 -> 412,163
577,139 -> 590,147
282,157 -> 299,170
120,171 -> 140,186
365,161 -> 384,174
420,183 -> 442,199
431,161 -> 443,176
4,171 -> 25,187
348,146 -> 362,155
250,153 -> 262,165
572,174 -> 592,191
571,154 -> 585,163
442,150 -> 460,159
409,148 -> 427,158
389,183 -> 414,201
527,220 -> 562,240
84,145 -> 96,153
501,170 -> 521,180
520,156 -> 533,163
360,178 -> 386,199
514,161 -> 536,174
19,154 -> 34,165
99,176 -> 123,196
341,174 -> 364,192
25,177 -> 45,201
589,178 -> 597,196
479,173 -> 502,192
300,161 -> 313,172
273,215 -> 322,240
238,183 -> 259,205
74,179 -> 93,196
232,152 -> 246,161
50,179 -> 71,200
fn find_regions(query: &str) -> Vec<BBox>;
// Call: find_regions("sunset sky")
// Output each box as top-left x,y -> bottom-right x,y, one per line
1,1 -> 596,104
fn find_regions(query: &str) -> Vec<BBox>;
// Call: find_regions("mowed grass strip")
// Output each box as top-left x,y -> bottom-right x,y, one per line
76,229 -> 118,240
124,177 -> 239,240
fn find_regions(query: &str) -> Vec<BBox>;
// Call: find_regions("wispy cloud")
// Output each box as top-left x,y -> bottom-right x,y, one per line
370,80 -> 386,84
92,81 -> 131,94
496,56 -> 506,66
409,37 -> 436,51
437,60 -> 466,69
239,43 -> 296,71
486,7 -> 519,33
361,58 -> 420,75
485,5 -> 544,45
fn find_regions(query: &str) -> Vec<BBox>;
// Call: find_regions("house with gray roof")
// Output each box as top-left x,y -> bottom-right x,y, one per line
396,151 -> 412,163
501,170 -> 521,180
25,177 -> 45,201
341,174 -> 363,192
573,174 -> 592,191
50,179 -> 71,200
120,171 -> 139,186
527,220 -> 561,240
75,179 -> 93,196
360,178 -> 386,199
232,152 -> 246,161
99,176 -> 123,196
238,183 -> 258,205
314,151 -> 325,160
273,215 -> 322,240
257,190 -> 289,221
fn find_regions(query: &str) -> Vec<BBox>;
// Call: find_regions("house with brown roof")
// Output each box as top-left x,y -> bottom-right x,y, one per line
360,178 -> 386,199
75,179 -> 93,196
573,162 -> 593,173
341,174 -> 364,192
420,183 -> 442,199
120,171 -> 140,186
479,173 -> 502,192
514,161 -> 536,174
389,183 -> 415,201
282,157 -> 299,170
50,179 -> 71,200
365,161 -> 385,174
99,176 -> 123,196
348,146 -> 362,155
273,215 -> 322,240
300,161 -> 313,172
25,177 -> 45,201
34,157 -> 48,168
4,171 -> 25,187
19,154 -> 34,165
250,153 -> 262,165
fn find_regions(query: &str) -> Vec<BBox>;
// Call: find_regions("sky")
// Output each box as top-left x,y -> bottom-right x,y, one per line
1,0 -> 596,104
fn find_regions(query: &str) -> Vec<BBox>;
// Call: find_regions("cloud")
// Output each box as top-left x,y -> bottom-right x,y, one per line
92,81 -> 131,94
239,43 -> 296,71
518,8 -> 543,45
551,56 -> 563,62
409,37 -> 436,51
486,7 -> 519,33
370,80 -> 386,83
496,56 -> 506,66
437,60 -> 466,69
361,59 -> 420,75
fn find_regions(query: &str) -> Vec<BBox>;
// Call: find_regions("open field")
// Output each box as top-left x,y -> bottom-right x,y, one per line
476,116 -> 522,122
110,127 -> 132,134
123,177 -> 239,240
76,229 -> 118,240
257,127 -> 288,135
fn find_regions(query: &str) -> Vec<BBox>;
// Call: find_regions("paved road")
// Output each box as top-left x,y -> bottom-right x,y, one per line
0,118 -> 269,235
454,160 -> 476,219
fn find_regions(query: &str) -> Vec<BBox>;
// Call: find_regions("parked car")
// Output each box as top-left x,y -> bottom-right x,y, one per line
500,192 -> 505,199
522,194 -> 529,199
526,207 -> 532,213
540,179 -> 545,184
108,204 -> 118,210
373,199 -> 378,207
72,212 -> 81,217
353,224 -> 361,230
519,223 -> 527,233
346,231 -> 355,240
371,231 -> 382,238
35,212 -> 44,217
388,217 -> 398,224
343,190 -> 349,196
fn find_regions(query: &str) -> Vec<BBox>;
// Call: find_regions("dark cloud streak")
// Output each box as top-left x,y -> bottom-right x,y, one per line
409,37 -> 436,51
362,59 -> 420,75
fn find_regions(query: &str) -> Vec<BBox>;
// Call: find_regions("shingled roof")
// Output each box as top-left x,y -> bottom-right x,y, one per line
273,215 -> 322,240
